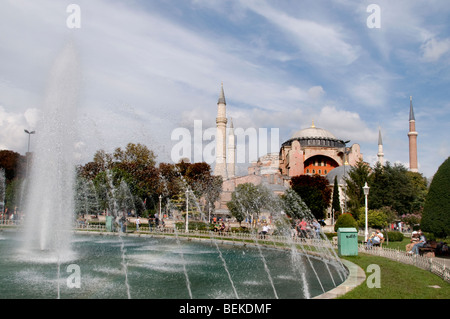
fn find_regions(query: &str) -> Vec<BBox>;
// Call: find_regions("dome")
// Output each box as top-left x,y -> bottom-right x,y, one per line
292,126 -> 337,140
281,121 -> 346,149
326,165 -> 352,185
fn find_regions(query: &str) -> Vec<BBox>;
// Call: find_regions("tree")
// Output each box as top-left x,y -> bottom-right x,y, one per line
290,174 -> 331,220
356,207 -> 388,230
226,199 -> 245,226
344,160 -> 371,218
227,183 -> 277,227
369,162 -> 416,216
334,213 -> 358,232
113,143 -> 156,168
331,175 -> 341,219
0,150 -> 26,183
280,188 -> 311,220
421,157 -> 450,237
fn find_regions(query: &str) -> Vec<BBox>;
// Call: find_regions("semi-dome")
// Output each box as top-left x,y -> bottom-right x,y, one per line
325,164 -> 351,185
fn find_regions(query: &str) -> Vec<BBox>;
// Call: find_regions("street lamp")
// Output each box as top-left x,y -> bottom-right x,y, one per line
363,182 -> 370,242
185,189 -> 189,233
24,129 -> 36,153
342,140 -> 350,214
159,195 -> 163,226
24,129 -> 36,178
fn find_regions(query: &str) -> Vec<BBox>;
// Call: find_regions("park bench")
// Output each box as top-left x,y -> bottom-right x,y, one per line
419,241 -> 437,257
372,236 -> 385,248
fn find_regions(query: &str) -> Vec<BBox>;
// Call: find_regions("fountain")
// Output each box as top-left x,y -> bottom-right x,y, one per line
0,41 -> 350,300
21,40 -> 80,259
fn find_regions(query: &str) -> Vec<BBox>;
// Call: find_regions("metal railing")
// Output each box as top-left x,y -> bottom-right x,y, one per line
358,244 -> 450,283
4,219 -> 447,283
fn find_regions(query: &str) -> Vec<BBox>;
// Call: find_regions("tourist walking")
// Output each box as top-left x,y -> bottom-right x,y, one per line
135,216 -> 140,231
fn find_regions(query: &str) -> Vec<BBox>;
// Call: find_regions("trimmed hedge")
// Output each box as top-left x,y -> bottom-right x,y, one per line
383,231 -> 404,242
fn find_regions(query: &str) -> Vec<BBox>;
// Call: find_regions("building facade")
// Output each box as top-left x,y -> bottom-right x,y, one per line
279,121 -> 362,177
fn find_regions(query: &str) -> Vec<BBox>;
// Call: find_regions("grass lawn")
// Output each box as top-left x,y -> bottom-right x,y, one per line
340,253 -> 450,299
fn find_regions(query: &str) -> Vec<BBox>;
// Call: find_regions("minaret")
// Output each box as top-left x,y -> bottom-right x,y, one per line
377,127 -> 384,166
227,118 -> 236,178
214,83 -> 228,179
408,96 -> 418,172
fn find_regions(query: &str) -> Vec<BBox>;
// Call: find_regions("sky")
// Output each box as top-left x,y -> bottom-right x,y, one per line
0,0 -> 449,179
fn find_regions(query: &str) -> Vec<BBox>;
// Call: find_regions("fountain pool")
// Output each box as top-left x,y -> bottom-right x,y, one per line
0,231 -> 345,299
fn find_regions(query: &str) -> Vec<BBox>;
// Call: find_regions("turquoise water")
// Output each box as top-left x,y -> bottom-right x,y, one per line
0,231 -> 344,299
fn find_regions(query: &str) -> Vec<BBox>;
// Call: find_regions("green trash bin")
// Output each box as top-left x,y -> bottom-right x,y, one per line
106,216 -> 113,232
337,227 -> 358,256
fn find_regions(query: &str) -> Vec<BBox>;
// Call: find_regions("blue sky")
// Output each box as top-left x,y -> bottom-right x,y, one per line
0,0 -> 449,178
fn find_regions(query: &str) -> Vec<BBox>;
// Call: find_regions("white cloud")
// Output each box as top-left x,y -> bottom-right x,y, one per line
308,86 -> 325,101
421,37 -> 450,62
240,0 -> 360,66
0,106 -> 39,151
316,106 -> 377,143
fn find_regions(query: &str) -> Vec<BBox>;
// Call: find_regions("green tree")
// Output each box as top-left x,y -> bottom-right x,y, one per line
280,188 -> 311,220
334,213 -> 358,232
291,174 -> 331,220
369,162 -> 416,215
356,207 -> 388,230
331,175 -> 341,219
406,171 -> 428,213
227,183 -> 277,227
421,157 -> 450,237
344,160 -> 371,218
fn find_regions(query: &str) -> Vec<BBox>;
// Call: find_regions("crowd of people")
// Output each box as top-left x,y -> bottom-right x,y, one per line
292,219 -> 323,239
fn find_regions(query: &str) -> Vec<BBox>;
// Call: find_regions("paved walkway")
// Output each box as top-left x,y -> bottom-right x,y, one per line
313,259 -> 366,299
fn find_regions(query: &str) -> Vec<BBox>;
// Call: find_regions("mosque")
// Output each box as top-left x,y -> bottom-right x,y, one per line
212,84 -> 419,224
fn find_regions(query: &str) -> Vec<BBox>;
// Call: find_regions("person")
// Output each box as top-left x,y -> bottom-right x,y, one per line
135,216 -> 140,231
261,224 -> 270,239
366,232 -> 381,248
406,231 -> 420,252
410,231 -> 426,255
312,220 -> 321,238
376,230 -> 384,245
299,219 -> 307,238
120,216 -> 127,233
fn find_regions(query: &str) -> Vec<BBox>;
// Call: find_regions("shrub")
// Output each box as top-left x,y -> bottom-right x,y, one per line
334,213 -> 358,232
324,232 -> 337,240
384,231 -> 404,242
175,221 -> 212,231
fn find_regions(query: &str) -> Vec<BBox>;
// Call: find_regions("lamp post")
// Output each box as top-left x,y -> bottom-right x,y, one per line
363,182 -> 370,242
185,189 -> 189,233
159,195 -> 163,225
24,129 -> 36,153
342,140 -> 350,214
24,129 -> 35,178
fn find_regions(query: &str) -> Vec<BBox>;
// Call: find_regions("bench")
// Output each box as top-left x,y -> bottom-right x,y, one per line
419,241 -> 437,257
372,237 -> 385,248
